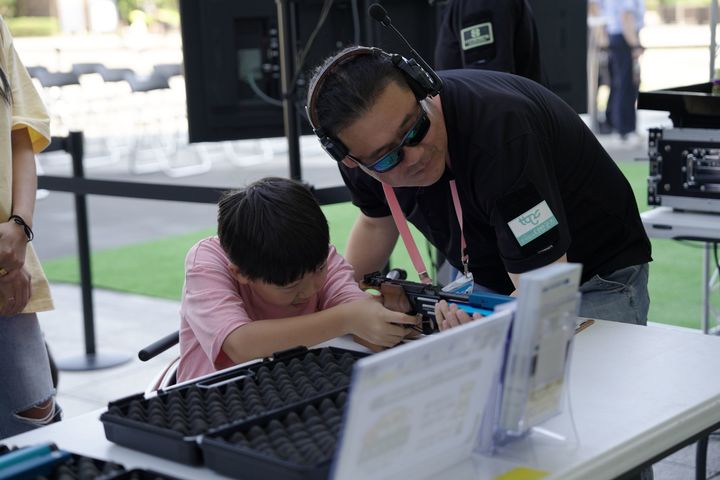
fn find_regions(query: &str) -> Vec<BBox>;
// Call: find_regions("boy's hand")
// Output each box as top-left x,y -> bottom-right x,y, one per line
347,299 -> 419,348
435,300 -> 482,331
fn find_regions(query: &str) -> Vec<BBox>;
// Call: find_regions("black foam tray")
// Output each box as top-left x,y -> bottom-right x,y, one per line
201,390 -> 348,480
100,346 -> 366,465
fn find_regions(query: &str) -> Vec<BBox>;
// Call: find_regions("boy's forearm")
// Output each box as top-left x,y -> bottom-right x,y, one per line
221,303 -> 357,364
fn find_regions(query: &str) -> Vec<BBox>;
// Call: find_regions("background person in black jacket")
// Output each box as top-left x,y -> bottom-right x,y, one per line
434,0 -> 543,84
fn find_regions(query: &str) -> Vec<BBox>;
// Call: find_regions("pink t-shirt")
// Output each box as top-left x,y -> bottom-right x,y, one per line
176,237 -> 369,382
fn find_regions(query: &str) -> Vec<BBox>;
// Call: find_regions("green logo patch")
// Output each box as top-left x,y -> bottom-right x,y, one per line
507,201 -> 558,246
461,22 -> 494,50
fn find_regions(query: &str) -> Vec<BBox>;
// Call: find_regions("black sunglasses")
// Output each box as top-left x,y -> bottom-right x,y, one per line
348,106 -> 431,173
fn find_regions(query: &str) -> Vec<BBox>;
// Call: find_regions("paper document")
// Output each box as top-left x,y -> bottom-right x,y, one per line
331,310 -> 512,480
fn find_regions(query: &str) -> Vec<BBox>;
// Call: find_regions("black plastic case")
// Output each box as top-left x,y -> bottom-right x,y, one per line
100,346 -> 366,465
201,390 -> 348,480
49,453 -> 126,479
0,446 -> 180,480
638,81 -> 720,128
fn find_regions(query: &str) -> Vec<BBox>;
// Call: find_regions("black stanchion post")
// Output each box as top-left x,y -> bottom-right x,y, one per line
276,0 -> 303,181
70,131 -> 95,355
55,131 -> 131,371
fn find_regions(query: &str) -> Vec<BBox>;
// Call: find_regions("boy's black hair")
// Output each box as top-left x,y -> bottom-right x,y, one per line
308,46 -> 408,138
217,177 -> 329,286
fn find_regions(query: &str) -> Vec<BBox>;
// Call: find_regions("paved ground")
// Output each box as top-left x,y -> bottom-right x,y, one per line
13,20 -> 720,479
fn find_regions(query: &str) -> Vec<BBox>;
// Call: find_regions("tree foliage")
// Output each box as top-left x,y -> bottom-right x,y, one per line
0,0 -> 15,18
116,0 -> 178,24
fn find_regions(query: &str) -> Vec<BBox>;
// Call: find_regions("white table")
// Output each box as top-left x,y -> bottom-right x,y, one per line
5,321 -> 720,480
641,206 -> 720,333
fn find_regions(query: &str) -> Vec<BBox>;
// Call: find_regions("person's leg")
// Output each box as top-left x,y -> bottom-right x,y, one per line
579,263 -> 653,480
578,263 -> 650,325
608,34 -> 636,136
603,51 -> 615,132
0,313 -> 62,439
45,341 -> 59,389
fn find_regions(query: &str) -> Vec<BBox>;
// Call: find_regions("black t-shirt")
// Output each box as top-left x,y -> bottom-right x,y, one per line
339,69 -> 652,295
434,0 -> 543,84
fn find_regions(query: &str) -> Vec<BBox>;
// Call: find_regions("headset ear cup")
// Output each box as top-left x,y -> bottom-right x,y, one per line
391,55 -> 436,100
404,75 -> 429,101
319,133 -> 348,162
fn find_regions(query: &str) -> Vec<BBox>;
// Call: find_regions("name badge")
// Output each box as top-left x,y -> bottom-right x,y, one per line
442,272 -> 474,295
507,201 -> 558,246
461,22 -> 494,50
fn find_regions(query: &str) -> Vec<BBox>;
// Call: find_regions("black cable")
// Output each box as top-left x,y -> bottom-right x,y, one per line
425,240 -> 437,281
668,240 -> 720,286
286,0 -> 335,100
350,0 -> 360,44
247,72 -> 283,107
249,0 -> 333,111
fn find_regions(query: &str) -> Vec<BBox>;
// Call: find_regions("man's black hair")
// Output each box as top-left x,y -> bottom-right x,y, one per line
217,177 -> 329,286
308,46 -> 408,138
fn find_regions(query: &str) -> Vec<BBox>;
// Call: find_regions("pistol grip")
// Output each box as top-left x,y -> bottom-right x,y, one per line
379,283 -> 412,313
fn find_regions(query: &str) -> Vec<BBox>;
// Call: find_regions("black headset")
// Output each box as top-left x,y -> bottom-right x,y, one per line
305,46 -> 442,163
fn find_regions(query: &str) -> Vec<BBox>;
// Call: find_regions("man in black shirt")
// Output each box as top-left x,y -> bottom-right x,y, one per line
434,0 -> 543,84
306,47 -> 651,327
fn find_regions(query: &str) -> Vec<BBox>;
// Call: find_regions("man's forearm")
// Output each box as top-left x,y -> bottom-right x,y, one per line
345,213 -> 399,282
507,254 -> 568,292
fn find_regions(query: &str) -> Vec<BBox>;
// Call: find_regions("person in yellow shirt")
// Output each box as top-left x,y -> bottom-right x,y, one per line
0,16 -> 59,439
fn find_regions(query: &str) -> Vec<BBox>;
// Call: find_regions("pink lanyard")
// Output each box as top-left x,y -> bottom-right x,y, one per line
382,180 -> 468,284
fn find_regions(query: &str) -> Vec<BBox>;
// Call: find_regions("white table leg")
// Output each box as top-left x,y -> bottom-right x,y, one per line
703,243 -> 710,334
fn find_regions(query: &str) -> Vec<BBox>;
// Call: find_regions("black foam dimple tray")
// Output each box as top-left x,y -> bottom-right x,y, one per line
49,453 -> 125,479
202,390 -> 348,480
101,347 -> 365,465
0,447 -> 180,480
103,469 -> 181,480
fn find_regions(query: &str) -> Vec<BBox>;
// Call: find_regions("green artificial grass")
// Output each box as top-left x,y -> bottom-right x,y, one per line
43,162 -> 718,330
42,228 -> 213,300
42,202 -> 432,302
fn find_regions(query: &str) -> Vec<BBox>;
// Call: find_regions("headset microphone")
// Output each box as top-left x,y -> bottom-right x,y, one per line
368,3 -> 443,96
368,3 -> 391,27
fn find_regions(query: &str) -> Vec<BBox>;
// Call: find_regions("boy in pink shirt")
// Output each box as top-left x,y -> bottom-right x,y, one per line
177,177 -> 418,382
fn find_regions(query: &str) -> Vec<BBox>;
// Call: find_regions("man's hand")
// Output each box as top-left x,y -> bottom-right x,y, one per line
0,267 -> 32,316
346,298 -> 419,348
435,300 -> 482,331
